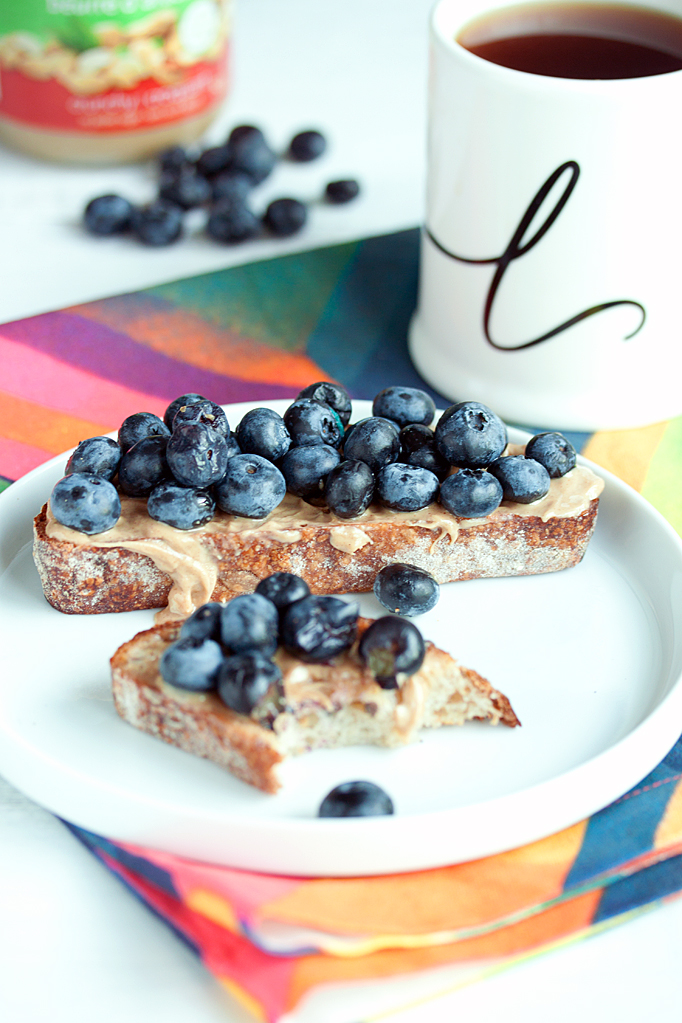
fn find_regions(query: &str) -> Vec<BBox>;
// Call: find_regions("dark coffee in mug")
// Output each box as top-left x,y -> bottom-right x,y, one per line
457,1 -> 682,78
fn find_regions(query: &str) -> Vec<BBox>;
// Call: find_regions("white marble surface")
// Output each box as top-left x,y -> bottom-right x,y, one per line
1,1 -> 681,1020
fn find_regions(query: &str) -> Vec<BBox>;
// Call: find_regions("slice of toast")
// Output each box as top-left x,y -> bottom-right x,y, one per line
34,461 -> 602,619
111,617 -> 520,793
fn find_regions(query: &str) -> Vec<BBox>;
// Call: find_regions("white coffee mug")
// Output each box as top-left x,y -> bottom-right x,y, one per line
409,0 -> 682,430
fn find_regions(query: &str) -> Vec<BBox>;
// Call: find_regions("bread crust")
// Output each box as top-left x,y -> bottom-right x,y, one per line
33,496 -> 600,616
110,619 -> 520,794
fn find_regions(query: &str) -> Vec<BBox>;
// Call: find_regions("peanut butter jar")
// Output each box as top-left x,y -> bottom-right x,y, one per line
0,0 -> 231,163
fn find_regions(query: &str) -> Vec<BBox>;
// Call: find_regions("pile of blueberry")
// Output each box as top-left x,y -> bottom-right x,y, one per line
50,383 -> 577,540
83,125 -> 360,247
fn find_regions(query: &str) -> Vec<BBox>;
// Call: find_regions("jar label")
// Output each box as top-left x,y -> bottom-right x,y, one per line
0,1 -> 230,133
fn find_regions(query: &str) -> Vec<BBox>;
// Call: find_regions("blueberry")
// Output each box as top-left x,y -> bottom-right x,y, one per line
207,201 -> 261,244
214,454 -> 286,518
255,572 -> 310,612
358,616 -> 426,689
399,424 -> 450,480
488,455 -> 551,504
159,168 -> 211,209
525,432 -> 577,478
372,387 -> 436,428
434,402 -> 507,468
296,381 -> 352,426
376,463 -> 439,512
219,593 -> 279,654
211,170 -> 253,205
130,199 -> 183,246
439,468 -> 503,518
163,393 -> 207,430
342,417 -> 400,474
50,472 -> 121,534
228,124 -> 265,147
159,635 -> 223,692
263,198 -> 307,237
226,433 -> 241,459
158,146 -> 189,174
65,436 -> 120,479
318,780 -> 394,818
280,444 -> 340,503
289,130 -> 326,162
280,595 -> 359,662
325,179 -> 360,204
147,481 -> 216,529
195,143 -> 232,178
373,564 -> 440,617
84,194 -> 133,236
166,422 -> 229,487
228,127 -> 276,184
118,412 -> 170,454
324,460 -> 375,518
217,651 -> 283,715
235,408 -> 291,462
179,602 -> 223,643
284,399 -> 343,447
118,435 -> 170,497
171,399 -> 230,439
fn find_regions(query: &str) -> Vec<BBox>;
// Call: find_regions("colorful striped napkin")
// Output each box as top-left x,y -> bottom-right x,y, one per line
2,227 -> 682,1021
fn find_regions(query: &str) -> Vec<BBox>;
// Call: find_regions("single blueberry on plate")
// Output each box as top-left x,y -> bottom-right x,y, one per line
373,564 -> 440,617
50,473 -> 121,534
318,780 -> 394,817
235,407 -> 291,462
214,454 -> 286,518
217,651 -> 283,715
163,393 -> 206,430
219,593 -> 279,655
159,635 -> 223,692
324,460 -> 375,518
280,595 -> 359,662
179,602 -> 223,643
434,402 -> 507,468
372,387 -> 436,429
166,422 -> 229,487
488,455 -> 551,504
130,199 -> 183,246
525,432 -> 577,478
84,194 -> 133,235
118,412 -> 170,454
296,381 -> 352,426
263,198 -> 307,237
171,399 -> 230,439
280,444 -> 340,503
284,399 -> 343,448
376,462 -> 439,512
118,435 -> 170,497
147,481 -> 216,529
358,616 -> 425,689
289,129 -> 327,161
325,179 -> 360,204
342,417 -> 400,474
65,436 -> 121,479
207,201 -> 260,244
439,468 -> 504,518
255,572 -> 311,612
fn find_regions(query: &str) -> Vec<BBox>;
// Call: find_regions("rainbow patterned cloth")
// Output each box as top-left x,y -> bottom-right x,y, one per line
3,228 -> 682,1021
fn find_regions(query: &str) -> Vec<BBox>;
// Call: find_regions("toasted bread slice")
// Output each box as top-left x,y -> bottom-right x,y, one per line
111,618 -> 520,793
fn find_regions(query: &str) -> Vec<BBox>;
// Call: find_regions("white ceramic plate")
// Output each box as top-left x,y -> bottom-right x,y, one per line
2,399 -> 682,877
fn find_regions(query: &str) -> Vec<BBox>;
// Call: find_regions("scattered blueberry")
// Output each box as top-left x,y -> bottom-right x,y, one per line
207,201 -> 261,244
281,594 -> 359,662
179,602 -> 223,643
342,417 -> 400,474
211,170 -> 253,205
280,444 -> 340,503
325,179 -> 360,204
84,194 -> 134,235
65,436 -> 121,479
525,432 -> 577,478
195,143 -> 232,178
159,168 -> 211,209
159,635 -> 223,692
228,127 -> 276,184
434,402 -> 507,468
228,124 -> 265,147
439,468 -> 504,518
166,422 -> 229,487
358,616 -> 425,688
171,399 -> 230,439
376,462 -> 439,511
158,146 -> 189,174
372,387 -> 435,429
488,456 -> 551,504
219,593 -> 279,655
147,481 -> 216,529
255,572 -> 311,612
50,473 -> 121,534
163,393 -> 206,431
217,651 -> 283,715
373,564 -> 440,617
118,412 -> 170,454
235,407 -> 291,462
263,198 -> 307,237
296,381 -> 352,426
289,130 -> 326,162
214,454 -> 286,518
324,460 -> 375,518
399,424 -> 450,480
284,399 -> 343,448
130,199 -> 183,246
118,435 -> 170,497
318,780 -> 394,817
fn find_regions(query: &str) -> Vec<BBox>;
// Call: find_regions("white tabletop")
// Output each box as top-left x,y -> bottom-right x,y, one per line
1,1 -> 681,1020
